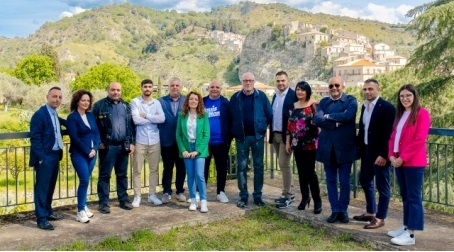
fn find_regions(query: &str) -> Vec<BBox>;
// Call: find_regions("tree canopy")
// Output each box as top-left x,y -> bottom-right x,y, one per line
9,54 -> 58,85
406,0 -> 454,78
71,63 -> 141,102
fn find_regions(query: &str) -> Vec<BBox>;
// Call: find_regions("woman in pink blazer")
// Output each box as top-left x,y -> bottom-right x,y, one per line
387,84 -> 430,246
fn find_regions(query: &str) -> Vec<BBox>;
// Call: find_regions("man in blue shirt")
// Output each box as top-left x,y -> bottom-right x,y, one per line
158,77 -> 187,203
92,82 -> 136,213
203,80 -> 231,203
30,87 -> 65,230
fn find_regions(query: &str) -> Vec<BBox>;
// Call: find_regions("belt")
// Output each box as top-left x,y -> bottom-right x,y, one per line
189,140 -> 196,143
273,131 -> 281,134
394,152 -> 399,158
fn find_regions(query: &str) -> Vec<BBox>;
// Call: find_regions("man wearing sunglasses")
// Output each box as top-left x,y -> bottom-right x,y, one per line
314,76 -> 358,224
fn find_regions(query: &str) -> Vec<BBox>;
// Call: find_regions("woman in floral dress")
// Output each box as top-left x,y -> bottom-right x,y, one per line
285,81 -> 322,214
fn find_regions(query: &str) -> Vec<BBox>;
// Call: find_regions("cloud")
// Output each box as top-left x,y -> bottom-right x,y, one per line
59,6 -> 87,18
308,1 -> 413,24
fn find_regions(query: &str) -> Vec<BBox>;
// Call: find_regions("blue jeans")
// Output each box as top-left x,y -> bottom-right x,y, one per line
360,147 -> 391,219
97,144 -> 129,204
236,136 -> 264,200
324,162 -> 352,212
184,143 -> 206,201
71,153 -> 97,211
395,167 -> 425,231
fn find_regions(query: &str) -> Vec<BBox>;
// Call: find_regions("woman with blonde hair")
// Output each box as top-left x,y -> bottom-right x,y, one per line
176,91 -> 210,212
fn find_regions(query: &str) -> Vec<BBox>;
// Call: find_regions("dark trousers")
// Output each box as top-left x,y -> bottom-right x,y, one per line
204,143 -> 229,194
294,149 -> 321,202
34,151 -> 60,224
97,145 -> 129,204
396,167 -> 425,230
360,147 -> 391,219
161,142 -> 186,195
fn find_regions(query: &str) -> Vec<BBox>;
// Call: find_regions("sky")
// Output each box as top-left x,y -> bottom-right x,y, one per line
0,0 -> 430,38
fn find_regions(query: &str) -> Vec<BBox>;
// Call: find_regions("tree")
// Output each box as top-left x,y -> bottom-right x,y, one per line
40,43 -> 62,81
11,54 -> 58,85
71,63 -> 140,102
0,73 -> 27,111
405,0 -> 454,78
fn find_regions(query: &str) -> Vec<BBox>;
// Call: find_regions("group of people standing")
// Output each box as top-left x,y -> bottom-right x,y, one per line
29,72 -> 430,246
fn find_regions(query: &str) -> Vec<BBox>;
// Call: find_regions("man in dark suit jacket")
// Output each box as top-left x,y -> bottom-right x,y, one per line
158,77 -> 186,203
354,79 -> 396,229
269,71 -> 297,208
314,76 -> 358,223
29,87 -> 66,230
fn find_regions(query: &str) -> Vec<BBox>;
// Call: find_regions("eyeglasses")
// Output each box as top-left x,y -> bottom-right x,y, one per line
399,94 -> 413,99
329,83 -> 341,89
242,79 -> 255,83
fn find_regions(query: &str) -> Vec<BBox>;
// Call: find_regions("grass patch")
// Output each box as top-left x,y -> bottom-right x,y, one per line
55,208 -> 372,251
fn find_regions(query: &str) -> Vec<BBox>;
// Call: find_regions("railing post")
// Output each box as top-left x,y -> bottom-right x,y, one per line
270,142 -> 274,179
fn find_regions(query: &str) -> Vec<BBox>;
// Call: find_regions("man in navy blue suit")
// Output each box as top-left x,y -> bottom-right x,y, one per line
158,77 -> 186,203
314,76 -> 358,223
29,86 -> 66,230
354,79 -> 395,229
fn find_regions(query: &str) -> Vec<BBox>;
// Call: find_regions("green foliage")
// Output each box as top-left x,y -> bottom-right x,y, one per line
406,0 -> 454,78
71,63 -> 141,102
10,54 -> 57,85
40,43 -> 62,80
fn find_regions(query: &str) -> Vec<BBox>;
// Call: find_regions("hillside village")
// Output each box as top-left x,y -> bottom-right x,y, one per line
211,21 -> 407,88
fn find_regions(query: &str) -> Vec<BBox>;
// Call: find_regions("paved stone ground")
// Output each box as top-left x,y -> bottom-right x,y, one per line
0,175 -> 452,251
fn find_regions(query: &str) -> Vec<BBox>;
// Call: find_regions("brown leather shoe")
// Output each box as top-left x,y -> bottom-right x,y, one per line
353,213 -> 374,222
364,218 -> 385,229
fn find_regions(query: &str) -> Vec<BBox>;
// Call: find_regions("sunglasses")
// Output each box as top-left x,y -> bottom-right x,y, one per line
329,83 -> 341,89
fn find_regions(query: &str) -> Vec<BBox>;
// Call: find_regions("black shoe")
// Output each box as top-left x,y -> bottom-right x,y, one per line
327,212 -> 339,223
313,200 -> 322,214
47,214 -> 63,221
297,197 -> 311,210
254,198 -> 266,206
120,201 -> 133,210
236,199 -> 248,208
37,221 -> 55,230
98,203 -> 111,214
337,212 -> 349,223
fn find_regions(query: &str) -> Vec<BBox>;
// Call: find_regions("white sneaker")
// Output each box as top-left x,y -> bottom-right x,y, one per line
189,199 -> 197,211
76,210 -> 90,223
84,206 -> 94,218
387,226 -> 407,238
132,195 -> 141,208
187,192 -> 200,203
148,194 -> 163,205
162,193 -> 171,204
391,231 -> 415,246
200,200 -> 208,213
217,191 -> 229,203
177,193 -> 187,202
